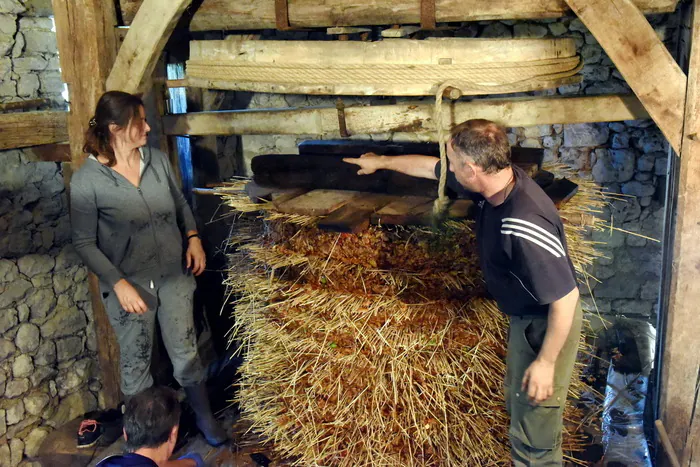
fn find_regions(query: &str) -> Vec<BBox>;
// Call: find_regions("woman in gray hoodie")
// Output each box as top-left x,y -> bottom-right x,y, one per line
70,91 -> 226,446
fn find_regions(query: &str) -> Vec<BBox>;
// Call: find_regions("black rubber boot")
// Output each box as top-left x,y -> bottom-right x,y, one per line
183,382 -> 228,446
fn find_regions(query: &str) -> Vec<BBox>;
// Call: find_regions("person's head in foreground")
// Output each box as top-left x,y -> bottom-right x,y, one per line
446,118 -> 512,192
123,386 -> 181,459
97,386 -> 204,467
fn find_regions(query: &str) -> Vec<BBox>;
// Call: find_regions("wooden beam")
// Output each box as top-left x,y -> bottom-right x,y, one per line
0,111 -> 68,150
52,0 -> 118,166
52,0 -> 122,409
118,0 -> 679,30
565,0 -> 686,154
660,0 -> 700,463
0,98 -> 51,112
162,94 -> 650,138
381,26 -> 422,38
106,0 -> 191,94
22,143 -> 71,162
186,38 -> 581,96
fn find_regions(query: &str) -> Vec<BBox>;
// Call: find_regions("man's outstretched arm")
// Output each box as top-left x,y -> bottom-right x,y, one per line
343,152 -> 439,180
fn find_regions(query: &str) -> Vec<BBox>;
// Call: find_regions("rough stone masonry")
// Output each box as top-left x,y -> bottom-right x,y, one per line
0,1 -> 100,466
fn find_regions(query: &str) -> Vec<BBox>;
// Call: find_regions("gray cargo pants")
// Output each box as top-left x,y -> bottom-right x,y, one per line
102,272 -> 205,396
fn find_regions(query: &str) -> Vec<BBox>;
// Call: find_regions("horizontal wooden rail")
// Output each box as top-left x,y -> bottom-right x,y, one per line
163,94 -> 650,138
118,0 -> 679,31
0,111 -> 69,150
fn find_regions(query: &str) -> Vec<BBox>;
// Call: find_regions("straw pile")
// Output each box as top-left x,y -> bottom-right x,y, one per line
223,165 -> 607,466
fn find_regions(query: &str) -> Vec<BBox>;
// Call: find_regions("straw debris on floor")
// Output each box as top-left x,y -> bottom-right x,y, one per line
221,166 -> 610,466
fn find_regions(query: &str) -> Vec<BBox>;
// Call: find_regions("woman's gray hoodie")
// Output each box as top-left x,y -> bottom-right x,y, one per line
70,146 -> 197,290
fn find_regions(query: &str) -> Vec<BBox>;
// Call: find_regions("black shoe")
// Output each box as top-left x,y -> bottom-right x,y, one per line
77,408 -> 124,449
77,418 -> 103,449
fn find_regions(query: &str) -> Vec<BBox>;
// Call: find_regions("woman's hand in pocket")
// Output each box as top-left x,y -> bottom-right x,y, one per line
113,279 -> 148,314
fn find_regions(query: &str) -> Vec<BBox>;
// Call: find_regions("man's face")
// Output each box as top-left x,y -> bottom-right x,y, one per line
446,142 -> 478,191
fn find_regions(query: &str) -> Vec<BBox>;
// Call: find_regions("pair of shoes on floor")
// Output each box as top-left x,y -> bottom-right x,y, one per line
77,408 -> 124,449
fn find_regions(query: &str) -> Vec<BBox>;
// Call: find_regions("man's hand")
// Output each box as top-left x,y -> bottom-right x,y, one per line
343,152 -> 385,175
113,279 -> 148,314
521,358 -> 555,405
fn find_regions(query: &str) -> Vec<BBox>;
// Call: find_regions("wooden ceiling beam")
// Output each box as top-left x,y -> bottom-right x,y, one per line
162,94 -> 649,137
107,0 -> 191,94
118,0 -> 679,30
0,111 -> 68,150
565,0 -> 686,154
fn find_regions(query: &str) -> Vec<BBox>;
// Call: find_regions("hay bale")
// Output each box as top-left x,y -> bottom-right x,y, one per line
223,166 -> 605,466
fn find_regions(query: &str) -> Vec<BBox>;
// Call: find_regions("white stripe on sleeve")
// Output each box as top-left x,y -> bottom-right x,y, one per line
501,222 -> 566,257
502,217 -> 565,252
500,230 -> 562,258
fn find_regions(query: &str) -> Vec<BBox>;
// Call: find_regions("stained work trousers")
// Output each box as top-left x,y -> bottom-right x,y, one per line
102,273 -> 204,396
504,302 -> 583,466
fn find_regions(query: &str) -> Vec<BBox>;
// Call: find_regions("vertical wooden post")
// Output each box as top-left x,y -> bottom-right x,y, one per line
660,1 -> 700,465
51,0 -> 122,409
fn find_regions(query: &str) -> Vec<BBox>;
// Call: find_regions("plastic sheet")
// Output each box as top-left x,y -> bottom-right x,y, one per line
602,367 -> 652,466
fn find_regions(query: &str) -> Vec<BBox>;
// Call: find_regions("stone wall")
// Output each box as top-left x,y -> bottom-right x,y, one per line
0,1 -> 99,466
227,11 -> 675,326
0,0 -> 63,106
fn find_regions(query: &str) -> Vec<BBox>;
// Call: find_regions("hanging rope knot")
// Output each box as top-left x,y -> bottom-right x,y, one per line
432,81 -> 462,222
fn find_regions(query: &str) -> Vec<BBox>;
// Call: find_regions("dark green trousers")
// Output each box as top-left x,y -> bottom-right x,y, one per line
504,302 -> 582,466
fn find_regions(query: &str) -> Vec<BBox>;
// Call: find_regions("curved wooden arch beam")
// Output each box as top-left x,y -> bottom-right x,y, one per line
107,0 -> 192,94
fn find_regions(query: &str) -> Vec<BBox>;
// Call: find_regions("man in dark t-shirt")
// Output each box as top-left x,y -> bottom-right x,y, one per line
345,119 -> 582,466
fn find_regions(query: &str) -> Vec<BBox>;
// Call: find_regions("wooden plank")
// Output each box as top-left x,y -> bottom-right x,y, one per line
191,38 -> 577,67
318,194 -> 397,233
660,0 -> 700,464
107,0 -> 191,94
0,98 -> 50,112
52,0 -> 122,409
186,38 -> 581,96
162,95 -> 650,138
371,196 -> 434,225
22,143 -> 71,162
326,26 -> 371,34
271,189 -> 309,207
381,26 -> 421,38
0,111 -> 68,150
276,189 -> 359,216
565,0 -> 685,154
119,0 -> 679,30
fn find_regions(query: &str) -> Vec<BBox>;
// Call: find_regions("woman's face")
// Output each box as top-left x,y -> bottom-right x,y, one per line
113,105 -> 151,149
127,106 -> 151,148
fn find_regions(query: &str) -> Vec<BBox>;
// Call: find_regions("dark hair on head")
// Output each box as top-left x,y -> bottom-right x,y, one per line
83,91 -> 144,167
449,119 -> 511,174
124,386 -> 181,451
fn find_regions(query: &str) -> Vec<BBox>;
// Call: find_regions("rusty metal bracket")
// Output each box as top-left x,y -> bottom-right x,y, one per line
275,0 -> 293,30
336,98 -> 350,138
420,0 -> 436,30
